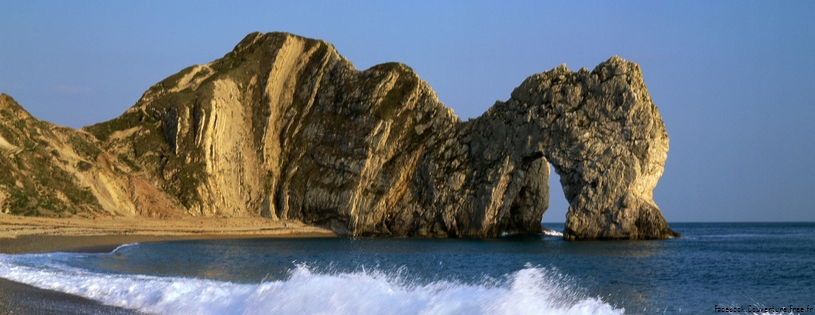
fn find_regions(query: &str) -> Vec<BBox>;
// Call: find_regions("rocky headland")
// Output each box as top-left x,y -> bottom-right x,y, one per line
0,32 -> 678,240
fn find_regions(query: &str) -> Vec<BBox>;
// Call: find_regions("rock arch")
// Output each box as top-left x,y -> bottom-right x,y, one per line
458,57 -> 679,240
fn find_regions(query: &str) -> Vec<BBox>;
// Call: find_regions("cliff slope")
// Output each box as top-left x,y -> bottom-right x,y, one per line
0,94 -> 180,218
2,32 -> 677,239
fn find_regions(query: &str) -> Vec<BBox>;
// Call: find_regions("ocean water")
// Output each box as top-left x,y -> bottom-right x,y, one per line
0,223 -> 813,315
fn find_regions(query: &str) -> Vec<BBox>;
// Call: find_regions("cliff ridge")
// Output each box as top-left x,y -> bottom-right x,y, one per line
0,32 -> 678,239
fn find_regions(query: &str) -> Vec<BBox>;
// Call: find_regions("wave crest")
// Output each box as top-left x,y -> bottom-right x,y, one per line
0,259 -> 622,315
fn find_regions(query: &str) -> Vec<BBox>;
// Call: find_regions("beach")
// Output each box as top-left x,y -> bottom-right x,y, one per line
0,214 -> 335,314
1,221 -> 813,314
0,214 -> 336,253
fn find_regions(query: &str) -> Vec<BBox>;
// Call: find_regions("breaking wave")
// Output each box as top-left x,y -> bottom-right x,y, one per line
0,254 -> 622,315
542,229 -> 564,237
111,242 -> 140,254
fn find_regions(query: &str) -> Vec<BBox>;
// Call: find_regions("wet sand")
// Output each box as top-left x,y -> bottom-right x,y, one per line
0,214 -> 337,314
0,278 -> 143,315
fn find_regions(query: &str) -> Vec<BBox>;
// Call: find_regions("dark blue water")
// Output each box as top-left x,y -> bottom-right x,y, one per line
0,223 -> 813,314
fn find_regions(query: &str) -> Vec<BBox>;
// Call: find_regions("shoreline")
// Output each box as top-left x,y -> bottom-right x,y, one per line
0,278 -> 143,315
0,214 -> 337,314
0,214 -> 337,254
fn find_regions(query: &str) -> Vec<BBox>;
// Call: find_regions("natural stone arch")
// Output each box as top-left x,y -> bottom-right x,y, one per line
462,56 -> 678,240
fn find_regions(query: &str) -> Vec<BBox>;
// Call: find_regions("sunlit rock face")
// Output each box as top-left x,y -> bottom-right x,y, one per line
484,57 -> 679,240
1,32 -> 677,239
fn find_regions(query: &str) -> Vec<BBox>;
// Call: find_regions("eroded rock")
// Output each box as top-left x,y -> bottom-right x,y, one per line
476,59 -> 679,239
1,32 -> 678,240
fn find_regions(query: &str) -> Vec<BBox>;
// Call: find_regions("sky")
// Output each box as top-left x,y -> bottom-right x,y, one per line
1,1 -> 814,223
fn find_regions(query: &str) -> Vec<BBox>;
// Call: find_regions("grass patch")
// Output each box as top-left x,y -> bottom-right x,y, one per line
118,154 -> 142,172
376,85 -> 405,120
68,134 -> 102,160
85,111 -> 152,142
0,133 -> 103,216
0,156 -> 16,184
158,65 -> 198,90
12,119 -> 29,132
77,161 -> 93,171
4,187 -> 37,216
372,63 -> 419,122
0,124 -> 18,147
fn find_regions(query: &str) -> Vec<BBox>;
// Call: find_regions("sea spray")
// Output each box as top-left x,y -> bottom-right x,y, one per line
0,254 -> 622,315
111,243 -> 140,254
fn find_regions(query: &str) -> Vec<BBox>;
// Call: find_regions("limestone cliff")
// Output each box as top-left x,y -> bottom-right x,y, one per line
2,32 -> 678,239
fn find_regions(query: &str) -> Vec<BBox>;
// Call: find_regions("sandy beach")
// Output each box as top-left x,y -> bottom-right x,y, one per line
0,214 -> 336,314
0,214 -> 336,253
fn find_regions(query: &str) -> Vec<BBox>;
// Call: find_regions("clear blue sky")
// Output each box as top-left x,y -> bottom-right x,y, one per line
1,1 -> 813,222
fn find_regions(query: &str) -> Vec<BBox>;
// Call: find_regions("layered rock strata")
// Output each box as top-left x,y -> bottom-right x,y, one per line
0,32 -> 678,239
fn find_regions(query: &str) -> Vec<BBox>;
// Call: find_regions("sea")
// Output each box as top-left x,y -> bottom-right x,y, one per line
0,222 -> 813,315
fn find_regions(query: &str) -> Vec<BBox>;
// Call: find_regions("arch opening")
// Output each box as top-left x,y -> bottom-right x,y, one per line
541,163 -> 569,226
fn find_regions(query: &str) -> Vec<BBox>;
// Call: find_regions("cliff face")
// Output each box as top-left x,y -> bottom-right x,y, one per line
1,32 -> 677,239
84,32 -> 463,236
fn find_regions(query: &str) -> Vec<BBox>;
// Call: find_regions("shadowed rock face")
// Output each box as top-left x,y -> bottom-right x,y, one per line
0,32 -> 677,239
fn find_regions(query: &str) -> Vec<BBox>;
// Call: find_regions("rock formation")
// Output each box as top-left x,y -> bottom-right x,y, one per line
0,32 -> 678,239
468,61 -> 678,240
0,94 -> 180,218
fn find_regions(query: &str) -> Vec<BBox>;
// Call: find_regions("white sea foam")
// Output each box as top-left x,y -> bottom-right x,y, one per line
542,229 -> 564,237
111,242 -> 140,253
499,230 -> 563,237
0,256 -> 622,315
